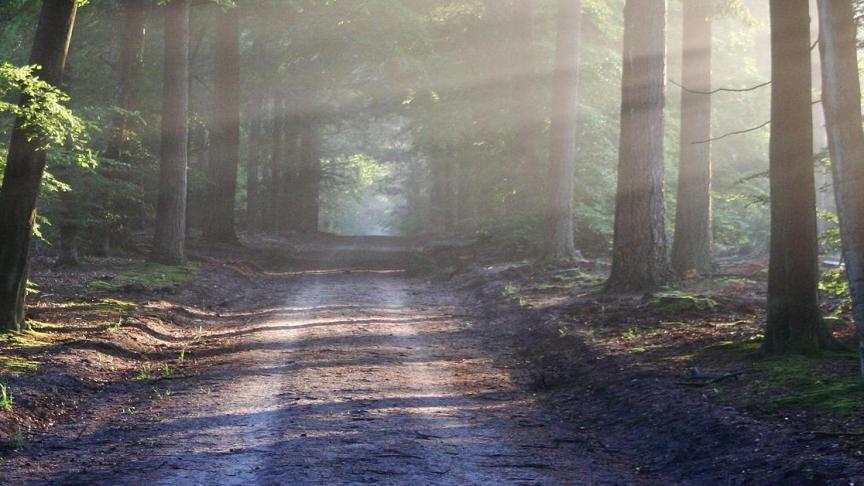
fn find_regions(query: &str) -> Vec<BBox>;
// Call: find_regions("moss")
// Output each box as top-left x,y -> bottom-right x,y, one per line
0,328 -> 50,348
90,263 -> 197,290
649,291 -> 718,312
754,356 -> 864,415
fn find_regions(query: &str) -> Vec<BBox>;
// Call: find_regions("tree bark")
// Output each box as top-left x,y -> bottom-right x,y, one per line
151,0 -> 191,265
817,0 -> 864,371
545,0 -> 582,260
763,0 -> 837,354
606,0 -> 670,293
204,8 -> 241,242
0,0 -> 77,332
671,0 -> 712,278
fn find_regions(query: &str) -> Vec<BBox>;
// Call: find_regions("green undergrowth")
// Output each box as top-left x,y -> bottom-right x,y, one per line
0,328 -> 50,348
649,291 -> 718,312
90,263 -> 197,290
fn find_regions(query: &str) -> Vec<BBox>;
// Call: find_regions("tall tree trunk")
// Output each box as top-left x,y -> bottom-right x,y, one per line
606,0 -> 670,293
545,0 -> 582,260
510,0 -> 541,210
107,0 -> 148,161
817,0 -> 864,371
0,0 -> 77,332
297,119 -> 321,234
246,95 -> 263,234
268,93 -> 285,233
671,0 -> 712,278
763,0 -> 837,353
204,8 -> 240,242
151,0 -> 190,265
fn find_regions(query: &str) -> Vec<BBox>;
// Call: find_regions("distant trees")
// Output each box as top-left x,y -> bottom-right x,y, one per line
204,7 -> 240,242
817,0 -> 864,371
763,0 -> 838,353
671,0 -> 713,278
545,0 -> 582,260
151,0 -> 191,264
0,0 -> 78,332
510,0 -> 540,208
606,0 -> 670,293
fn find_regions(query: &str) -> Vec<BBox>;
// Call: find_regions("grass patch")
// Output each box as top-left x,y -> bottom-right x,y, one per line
0,383 -> 12,411
0,357 -> 39,373
90,263 -> 197,290
63,298 -> 137,313
0,328 -> 50,348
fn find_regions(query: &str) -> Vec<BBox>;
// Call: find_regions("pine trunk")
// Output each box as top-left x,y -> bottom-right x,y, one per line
204,8 -> 240,243
106,0 -> 148,161
817,0 -> 864,371
763,0 -> 837,353
606,0 -> 670,293
268,94 -> 285,233
298,120 -> 321,234
671,0 -> 713,278
0,0 -> 77,332
151,0 -> 190,265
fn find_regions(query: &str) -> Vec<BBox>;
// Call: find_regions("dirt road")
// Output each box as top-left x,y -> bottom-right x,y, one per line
7,243 -> 636,485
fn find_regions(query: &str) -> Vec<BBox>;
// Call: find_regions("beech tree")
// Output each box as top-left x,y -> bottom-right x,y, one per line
545,0 -> 582,260
204,7 -> 241,242
671,0 -> 713,278
510,0 -> 540,207
763,0 -> 838,354
817,0 -> 864,372
606,0 -> 670,293
0,0 -> 78,331
151,0 -> 191,264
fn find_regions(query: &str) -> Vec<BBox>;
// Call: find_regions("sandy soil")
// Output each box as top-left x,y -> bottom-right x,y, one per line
3,241 -> 636,485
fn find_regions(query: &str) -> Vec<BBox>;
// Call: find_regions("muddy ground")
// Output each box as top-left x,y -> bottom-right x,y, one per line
1,235 -> 863,485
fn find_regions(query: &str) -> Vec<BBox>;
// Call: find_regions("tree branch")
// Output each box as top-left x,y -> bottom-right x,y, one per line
692,121 -> 771,144
669,78 -> 771,95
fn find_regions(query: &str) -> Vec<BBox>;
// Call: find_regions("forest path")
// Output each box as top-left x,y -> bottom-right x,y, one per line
15,241 -> 635,485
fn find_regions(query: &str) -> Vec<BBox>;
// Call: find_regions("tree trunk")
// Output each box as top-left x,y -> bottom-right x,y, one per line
0,0 -> 77,332
56,223 -> 81,267
151,0 -> 190,265
671,0 -> 712,278
817,0 -> 864,371
297,119 -> 321,234
510,0 -> 541,210
106,0 -> 148,161
544,0 -> 582,260
246,95 -> 263,234
606,0 -> 670,293
204,8 -> 240,242
763,0 -> 837,354
268,93 -> 285,233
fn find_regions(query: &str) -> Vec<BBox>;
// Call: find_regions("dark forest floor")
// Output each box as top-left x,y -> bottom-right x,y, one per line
0,235 -> 862,484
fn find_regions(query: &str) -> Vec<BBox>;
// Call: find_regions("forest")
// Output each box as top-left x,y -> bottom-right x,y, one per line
1,0 -> 864,483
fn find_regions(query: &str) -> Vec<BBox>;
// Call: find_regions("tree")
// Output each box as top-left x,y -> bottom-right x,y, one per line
605,0 -> 670,293
151,0 -> 191,264
246,94 -> 263,234
297,118 -> 321,233
107,0 -> 148,161
763,0 -> 838,354
545,0 -> 583,260
817,0 -> 864,371
0,0 -> 78,332
204,6 -> 240,242
671,0 -> 713,278
510,0 -> 541,209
